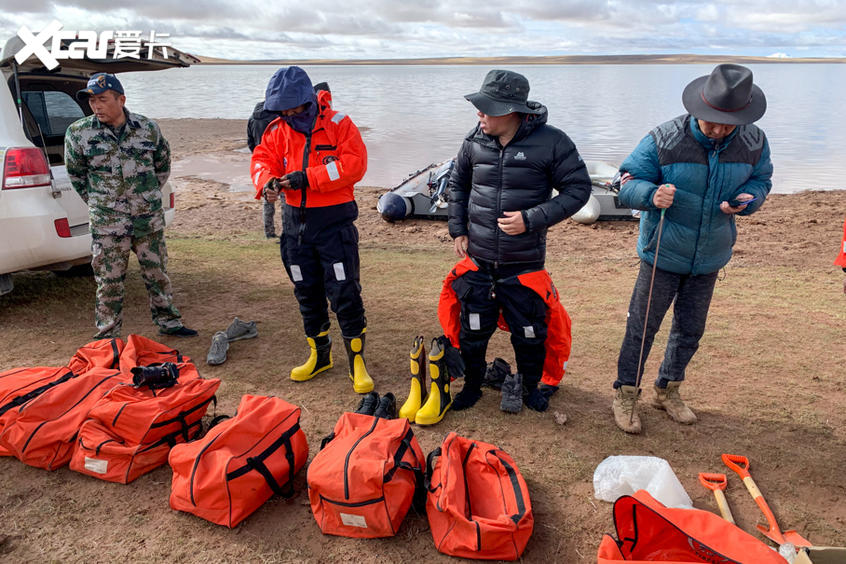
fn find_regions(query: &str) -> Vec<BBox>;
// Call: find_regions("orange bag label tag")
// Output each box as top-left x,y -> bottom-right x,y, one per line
84,457 -> 108,474
340,513 -> 368,528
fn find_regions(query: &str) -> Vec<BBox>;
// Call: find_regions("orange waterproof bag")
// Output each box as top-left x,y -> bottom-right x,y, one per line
0,337 -> 125,456
84,375 -> 217,445
307,412 -> 424,538
70,418 -> 200,484
0,369 -> 125,469
69,376 -> 219,483
168,395 -> 308,528
426,432 -> 533,560
596,490 -> 787,563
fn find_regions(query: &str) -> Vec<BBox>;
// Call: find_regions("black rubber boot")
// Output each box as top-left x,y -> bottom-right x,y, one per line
452,370 -> 483,411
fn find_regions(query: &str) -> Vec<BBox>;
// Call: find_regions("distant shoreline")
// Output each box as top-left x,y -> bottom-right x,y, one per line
194,53 -> 846,65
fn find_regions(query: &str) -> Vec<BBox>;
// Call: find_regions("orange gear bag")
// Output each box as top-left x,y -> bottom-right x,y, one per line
168,395 -> 308,528
70,418 -> 200,484
425,432 -> 533,560
307,412 -> 425,538
596,490 -> 788,563
69,375 -> 220,483
0,368 -> 125,470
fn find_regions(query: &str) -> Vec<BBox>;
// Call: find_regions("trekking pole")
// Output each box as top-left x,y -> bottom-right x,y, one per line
630,207 -> 666,425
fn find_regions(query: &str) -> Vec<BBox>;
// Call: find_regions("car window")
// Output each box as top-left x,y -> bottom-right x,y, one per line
22,91 -> 85,136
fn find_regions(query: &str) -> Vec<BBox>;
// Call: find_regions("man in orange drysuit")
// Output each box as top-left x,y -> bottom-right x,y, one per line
250,66 -> 372,394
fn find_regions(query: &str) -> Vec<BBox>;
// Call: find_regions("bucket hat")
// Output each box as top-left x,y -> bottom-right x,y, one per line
464,69 -> 543,116
682,64 -> 766,125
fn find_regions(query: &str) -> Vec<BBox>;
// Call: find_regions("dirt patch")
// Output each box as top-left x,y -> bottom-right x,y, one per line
1,119 -> 844,562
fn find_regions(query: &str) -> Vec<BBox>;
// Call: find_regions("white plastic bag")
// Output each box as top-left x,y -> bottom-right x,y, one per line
593,455 -> 693,508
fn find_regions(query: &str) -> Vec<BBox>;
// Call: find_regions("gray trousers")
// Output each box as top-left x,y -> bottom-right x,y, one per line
615,260 -> 718,389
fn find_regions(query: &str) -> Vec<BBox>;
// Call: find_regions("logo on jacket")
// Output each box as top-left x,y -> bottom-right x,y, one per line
514,152 -> 527,161
322,155 -> 338,165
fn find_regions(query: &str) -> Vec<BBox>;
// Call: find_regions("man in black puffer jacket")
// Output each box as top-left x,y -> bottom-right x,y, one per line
447,69 -> 591,412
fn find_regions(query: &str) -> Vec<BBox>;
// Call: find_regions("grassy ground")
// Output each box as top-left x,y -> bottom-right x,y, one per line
1,187 -> 844,562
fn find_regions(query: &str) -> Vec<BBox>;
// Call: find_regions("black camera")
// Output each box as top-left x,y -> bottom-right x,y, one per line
130,362 -> 179,390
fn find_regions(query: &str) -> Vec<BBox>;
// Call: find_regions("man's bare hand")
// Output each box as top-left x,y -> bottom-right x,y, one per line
454,235 -> 468,258
653,183 -> 676,208
498,211 -> 527,235
720,192 -> 754,215
263,178 -> 281,203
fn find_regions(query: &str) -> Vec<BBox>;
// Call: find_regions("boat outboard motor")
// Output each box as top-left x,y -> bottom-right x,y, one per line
377,192 -> 412,222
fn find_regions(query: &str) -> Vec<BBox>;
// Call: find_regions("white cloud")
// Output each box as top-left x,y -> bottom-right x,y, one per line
0,1 -> 843,59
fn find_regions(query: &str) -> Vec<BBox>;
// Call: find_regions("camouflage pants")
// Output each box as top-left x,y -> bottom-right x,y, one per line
91,230 -> 182,338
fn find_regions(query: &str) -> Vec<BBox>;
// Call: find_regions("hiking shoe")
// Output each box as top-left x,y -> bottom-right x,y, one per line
159,326 -> 198,338
500,372 -> 523,414
206,331 -> 229,366
354,391 -> 379,415
612,385 -> 642,434
373,393 -> 397,419
224,318 -> 258,341
483,358 -> 511,389
652,382 -> 697,424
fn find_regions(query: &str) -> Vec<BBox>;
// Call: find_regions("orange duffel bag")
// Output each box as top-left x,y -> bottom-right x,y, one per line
0,368 -> 126,470
426,432 -> 533,560
307,412 -> 425,538
597,490 -> 788,563
84,374 -> 217,445
70,375 -> 220,483
168,395 -> 308,528
70,417 -> 201,484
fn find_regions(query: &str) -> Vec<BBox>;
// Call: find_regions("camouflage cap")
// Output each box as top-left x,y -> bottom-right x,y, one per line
77,73 -> 124,101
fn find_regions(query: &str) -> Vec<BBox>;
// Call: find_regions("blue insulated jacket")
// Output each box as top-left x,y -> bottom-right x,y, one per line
619,115 -> 772,275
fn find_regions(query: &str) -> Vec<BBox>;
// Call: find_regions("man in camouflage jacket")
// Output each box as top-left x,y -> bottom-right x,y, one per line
64,73 -> 196,339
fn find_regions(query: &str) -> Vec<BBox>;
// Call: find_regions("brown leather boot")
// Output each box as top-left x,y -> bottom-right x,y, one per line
612,385 -> 642,434
652,381 -> 697,424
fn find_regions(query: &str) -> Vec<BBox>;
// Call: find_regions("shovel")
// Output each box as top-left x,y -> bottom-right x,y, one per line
698,472 -> 735,524
721,453 -> 811,548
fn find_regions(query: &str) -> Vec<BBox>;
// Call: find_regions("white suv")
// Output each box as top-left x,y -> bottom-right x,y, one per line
0,36 -> 196,295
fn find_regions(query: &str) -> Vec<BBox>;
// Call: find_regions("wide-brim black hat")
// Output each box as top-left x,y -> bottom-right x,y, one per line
464,69 -> 543,116
682,64 -> 766,125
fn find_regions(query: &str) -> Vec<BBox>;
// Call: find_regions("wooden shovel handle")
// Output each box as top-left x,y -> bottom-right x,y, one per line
722,453 -> 786,544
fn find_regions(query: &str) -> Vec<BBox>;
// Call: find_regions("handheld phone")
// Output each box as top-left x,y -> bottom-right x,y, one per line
728,196 -> 757,207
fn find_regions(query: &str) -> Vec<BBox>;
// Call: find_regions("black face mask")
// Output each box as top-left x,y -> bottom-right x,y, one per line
280,100 -> 318,134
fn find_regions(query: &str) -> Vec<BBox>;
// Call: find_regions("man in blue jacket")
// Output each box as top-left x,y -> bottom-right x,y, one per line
612,64 -> 773,434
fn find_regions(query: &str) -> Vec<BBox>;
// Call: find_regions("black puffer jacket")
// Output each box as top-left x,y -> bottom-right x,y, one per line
447,105 -> 591,264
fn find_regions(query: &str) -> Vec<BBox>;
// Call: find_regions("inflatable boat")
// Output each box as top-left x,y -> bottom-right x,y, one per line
377,160 -> 637,224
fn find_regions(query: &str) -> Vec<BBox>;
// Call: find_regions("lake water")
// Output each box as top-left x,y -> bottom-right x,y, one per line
121,64 -> 846,193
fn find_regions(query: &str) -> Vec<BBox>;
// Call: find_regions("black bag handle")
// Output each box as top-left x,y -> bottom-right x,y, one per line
246,456 -> 294,498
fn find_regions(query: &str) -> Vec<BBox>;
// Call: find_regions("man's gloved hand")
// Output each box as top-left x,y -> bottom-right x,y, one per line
263,177 -> 282,202
283,171 -> 308,191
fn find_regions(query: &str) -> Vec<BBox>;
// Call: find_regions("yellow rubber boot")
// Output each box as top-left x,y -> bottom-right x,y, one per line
344,328 -> 374,394
399,336 -> 427,421
414,336 -> 452,426
290,324 -> 333,382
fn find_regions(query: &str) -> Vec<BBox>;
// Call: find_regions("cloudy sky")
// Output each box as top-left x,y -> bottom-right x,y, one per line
1,0 -> 845,60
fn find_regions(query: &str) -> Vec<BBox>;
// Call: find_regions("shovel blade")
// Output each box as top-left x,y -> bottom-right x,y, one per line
782,529 -> 812,548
